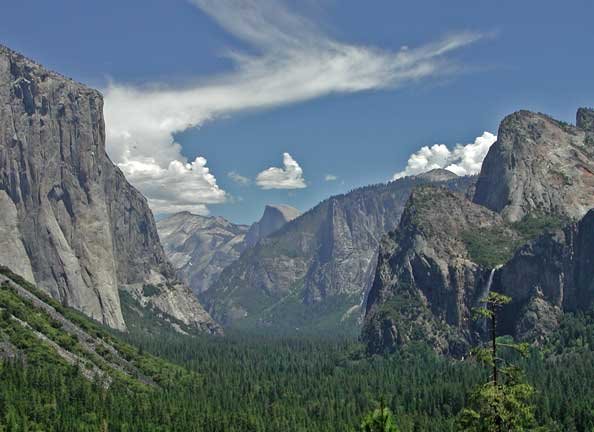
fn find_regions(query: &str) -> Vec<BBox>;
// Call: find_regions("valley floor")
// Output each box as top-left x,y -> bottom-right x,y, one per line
1,266 -> 594,431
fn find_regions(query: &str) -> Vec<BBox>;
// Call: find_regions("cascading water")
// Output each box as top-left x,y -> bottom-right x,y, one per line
478,268 -> 497,305
477,266 -> 501,332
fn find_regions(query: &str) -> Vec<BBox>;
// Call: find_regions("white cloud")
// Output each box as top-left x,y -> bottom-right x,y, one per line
119,156 -> 225,214
325,174 -> 338,181
104,0 -> 484,213
228,171 -> 251,185
393,131 -> 497,179
256,153 -> 306,189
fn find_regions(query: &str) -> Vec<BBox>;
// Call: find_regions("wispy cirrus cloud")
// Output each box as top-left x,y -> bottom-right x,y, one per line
104,0 -> 485,214
256,153 -> 306,190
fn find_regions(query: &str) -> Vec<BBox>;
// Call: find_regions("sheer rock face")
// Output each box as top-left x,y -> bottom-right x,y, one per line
0,190 -> 35,283
0,45 -> 219,334
362,186 -> 515,355
362,190 -> 594,355
473,110 -> 594,222
495,210 -> 594,342
157,212 -> 249,294
364,109 -> 594,355
202,171 -> 474,333
244,205 -> 301,248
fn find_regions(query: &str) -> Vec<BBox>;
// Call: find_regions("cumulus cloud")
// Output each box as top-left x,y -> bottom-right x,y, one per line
104,0 -> 484,213
119,156 -> 225,214
393,131 -> 497,179
256,153 -> 306,189
228,171 -> 251,185
325,174 -> 338,181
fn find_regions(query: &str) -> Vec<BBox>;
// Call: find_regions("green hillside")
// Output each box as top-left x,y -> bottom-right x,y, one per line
2,266 -> 594,431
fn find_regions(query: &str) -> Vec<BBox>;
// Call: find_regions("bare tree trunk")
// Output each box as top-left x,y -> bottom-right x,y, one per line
491,303 -> 502,432
491,304 -> 497,386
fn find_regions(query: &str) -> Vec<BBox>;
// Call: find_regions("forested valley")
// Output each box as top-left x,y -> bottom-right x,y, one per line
2,293 -> 594,431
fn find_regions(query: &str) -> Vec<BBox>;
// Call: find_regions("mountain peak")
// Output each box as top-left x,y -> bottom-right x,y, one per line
474,107 -> 594,222
244,204 -> 301,248
156,213 -> 249,295
415,168 -> 458,182
263,204 -> 301,221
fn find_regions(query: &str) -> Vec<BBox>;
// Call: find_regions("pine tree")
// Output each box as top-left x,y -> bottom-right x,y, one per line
457,292 -> 537,431
360,400 -> 400,432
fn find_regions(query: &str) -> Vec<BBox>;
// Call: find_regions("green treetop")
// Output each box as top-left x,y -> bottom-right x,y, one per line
457,291 -> 539,432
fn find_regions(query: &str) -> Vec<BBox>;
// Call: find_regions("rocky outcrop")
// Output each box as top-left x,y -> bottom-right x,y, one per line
0,44 -> 219,334
202,171 -> 474,334
244,204 -> 301,248
157,212 -> 249,294
494,209 -> 594,342
473,110 -> 594,222
362,186 -> 517,355
577,107 -> 594,132
470,108 -> 594,343
364,108 -> 594,355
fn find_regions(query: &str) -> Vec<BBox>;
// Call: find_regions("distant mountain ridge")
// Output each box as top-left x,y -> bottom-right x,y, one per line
157,212 -> 249,295
157,204 -> 300,295
200,169 -> 474,334
245,204 -> 301,248
0,44 -> 219,334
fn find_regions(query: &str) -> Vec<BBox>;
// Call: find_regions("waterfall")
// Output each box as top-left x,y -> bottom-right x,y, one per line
478,268 -> 497,305
477,266 -> 501,333
478,264 -> 504,304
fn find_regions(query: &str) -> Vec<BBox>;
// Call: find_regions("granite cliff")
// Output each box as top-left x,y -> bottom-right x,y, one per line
0,45 -> 219,334
201,170 -> 474,334
157,205 -> 299,295
244,204 -> 301,248
362,186 -> 517,355
494,209 -> 594,343
474,109 -> 594,222
363,108 -> 594,354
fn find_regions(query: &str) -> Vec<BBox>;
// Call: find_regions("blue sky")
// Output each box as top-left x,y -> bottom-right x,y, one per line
2,1 -> 593,224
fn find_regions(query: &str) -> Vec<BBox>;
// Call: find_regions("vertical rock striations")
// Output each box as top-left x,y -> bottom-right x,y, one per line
0,44 -> 219,334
